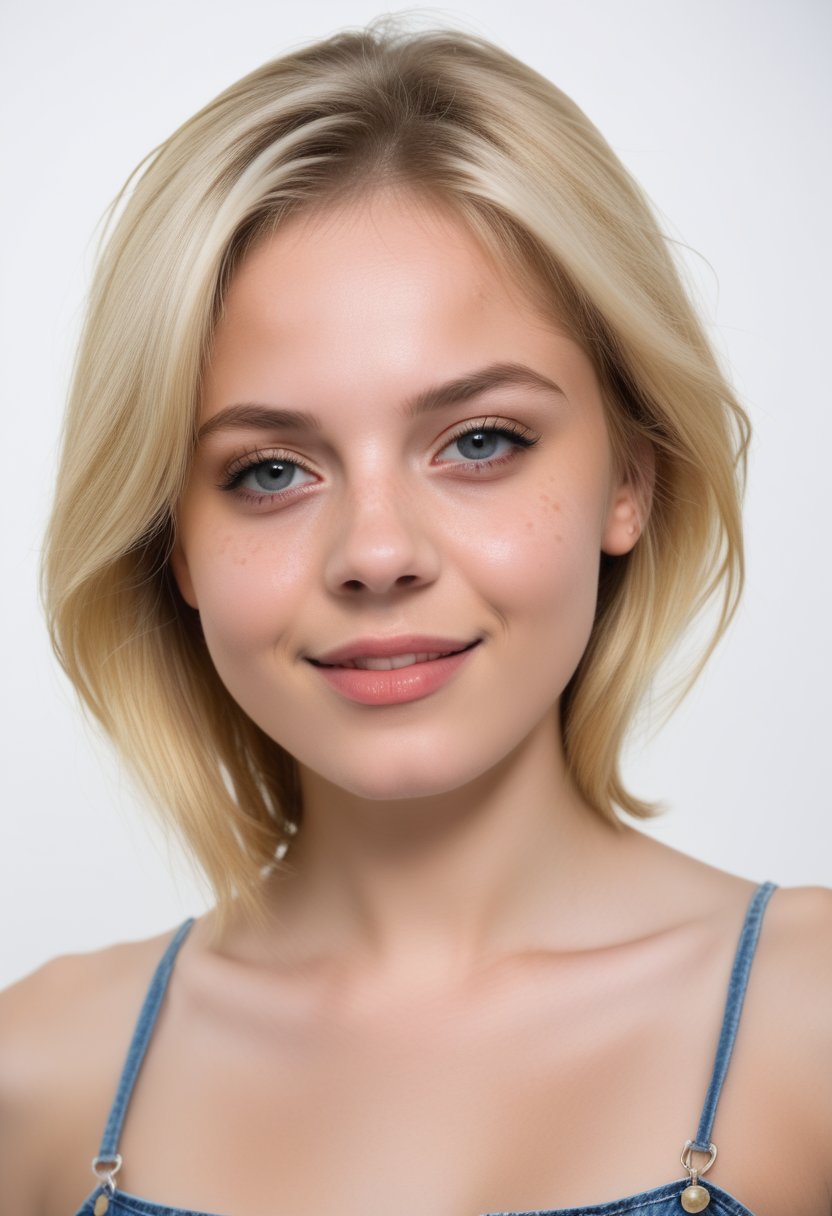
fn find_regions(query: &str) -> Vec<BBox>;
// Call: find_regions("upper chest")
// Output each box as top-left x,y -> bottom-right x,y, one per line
55,934 -> 825,1216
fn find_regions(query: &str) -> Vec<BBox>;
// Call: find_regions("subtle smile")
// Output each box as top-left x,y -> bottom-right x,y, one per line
307,638 -> 480,705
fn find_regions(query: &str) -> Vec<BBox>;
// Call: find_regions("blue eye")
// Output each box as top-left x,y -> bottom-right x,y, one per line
436,424 -> 537,465
456,430 -> 507,460
225,456 -> 316,498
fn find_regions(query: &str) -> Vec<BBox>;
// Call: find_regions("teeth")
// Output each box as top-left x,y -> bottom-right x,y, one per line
345,651 -> 446,670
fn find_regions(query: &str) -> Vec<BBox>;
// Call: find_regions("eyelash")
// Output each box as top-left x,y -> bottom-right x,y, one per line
219,419 -> 540,506
435,418 -> 539,470
220,448 -> 317,506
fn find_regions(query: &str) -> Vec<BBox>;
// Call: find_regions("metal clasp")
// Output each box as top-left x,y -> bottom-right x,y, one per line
91,1153 -> 123,1194
680,1139 -> 717,1179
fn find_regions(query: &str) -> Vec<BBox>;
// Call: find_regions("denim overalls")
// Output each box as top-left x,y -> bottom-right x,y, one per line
76,881 -> 777,1216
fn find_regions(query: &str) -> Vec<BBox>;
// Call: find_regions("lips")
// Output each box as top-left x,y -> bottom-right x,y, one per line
309,635 -> 479,667
307,636 -> 480,706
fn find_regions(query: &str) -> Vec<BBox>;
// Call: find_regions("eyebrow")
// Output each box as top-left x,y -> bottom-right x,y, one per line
196,361 -> 565,441
197,404 -> 322,441
404,361 -> 566,417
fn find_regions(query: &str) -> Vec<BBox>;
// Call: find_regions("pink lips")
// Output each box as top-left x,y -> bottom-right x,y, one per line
308,635 -> 480,705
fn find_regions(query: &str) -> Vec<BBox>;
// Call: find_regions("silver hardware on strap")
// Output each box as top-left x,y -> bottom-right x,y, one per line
680,1140 -> 717,1178
91,1153 -> 123,1195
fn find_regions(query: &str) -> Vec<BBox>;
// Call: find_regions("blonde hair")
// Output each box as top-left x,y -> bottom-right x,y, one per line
44,21 -> 749,915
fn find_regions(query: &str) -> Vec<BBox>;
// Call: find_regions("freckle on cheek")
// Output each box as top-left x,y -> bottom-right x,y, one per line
538,493 -> 562,515
213,533 -> 262,567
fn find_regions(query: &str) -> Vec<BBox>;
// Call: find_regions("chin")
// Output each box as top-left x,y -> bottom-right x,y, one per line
305,749 -> 496,803
329,769 -> 468,803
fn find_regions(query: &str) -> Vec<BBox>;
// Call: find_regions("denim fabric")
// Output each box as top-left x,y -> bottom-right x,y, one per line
75,882 -> 778,1216
689,881 -> 774,1155
97,918 -> 196,1160
76,1178 -> 760,1215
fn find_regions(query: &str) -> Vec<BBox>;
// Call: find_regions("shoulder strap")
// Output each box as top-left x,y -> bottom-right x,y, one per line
95,918 -> 196,1163
689,881 -> 777,1152
93,892 -> 777,1167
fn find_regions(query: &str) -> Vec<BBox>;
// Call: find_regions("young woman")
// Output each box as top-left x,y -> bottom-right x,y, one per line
1,23 -> 829,1216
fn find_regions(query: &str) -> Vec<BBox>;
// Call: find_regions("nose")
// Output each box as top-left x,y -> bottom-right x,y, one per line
323,478 -> 441,596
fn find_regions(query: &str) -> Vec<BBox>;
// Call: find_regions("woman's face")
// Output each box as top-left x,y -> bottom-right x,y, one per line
172,191 -> 643,800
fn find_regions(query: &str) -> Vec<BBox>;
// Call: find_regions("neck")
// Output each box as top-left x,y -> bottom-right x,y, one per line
257,713 -> 633,990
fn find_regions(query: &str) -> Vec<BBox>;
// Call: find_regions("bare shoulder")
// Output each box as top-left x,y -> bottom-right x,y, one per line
753,885 -> 832,1155
759,884 -> 832,1008
0,930 -> 180,1214
0,930 -> 172,1079
763,885 -> 832,997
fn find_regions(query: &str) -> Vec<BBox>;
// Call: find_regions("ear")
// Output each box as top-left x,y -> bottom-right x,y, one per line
601,445 -> 655,557
169,537 -> 199,609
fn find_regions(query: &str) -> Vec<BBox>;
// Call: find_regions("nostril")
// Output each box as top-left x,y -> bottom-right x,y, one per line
341,574 -> 420,592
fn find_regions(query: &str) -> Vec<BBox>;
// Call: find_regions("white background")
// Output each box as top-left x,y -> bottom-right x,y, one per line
1,0 -> 830,990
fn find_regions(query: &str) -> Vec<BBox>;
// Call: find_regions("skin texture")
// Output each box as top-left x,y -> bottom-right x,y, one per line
1,192 -> 830,1216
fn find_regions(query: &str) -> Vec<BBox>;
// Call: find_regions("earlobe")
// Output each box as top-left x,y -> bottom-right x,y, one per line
169,540 -> 199,609
602,448 -> 655,557
602,493 -> 643,556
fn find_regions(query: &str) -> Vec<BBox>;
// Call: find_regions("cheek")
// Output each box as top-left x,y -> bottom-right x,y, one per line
451,482 -> 603,626
456,486 -> 604,716
185,526 -> 311,662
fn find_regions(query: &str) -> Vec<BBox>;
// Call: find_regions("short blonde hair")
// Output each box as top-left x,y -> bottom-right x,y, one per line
44,22 -> 749,915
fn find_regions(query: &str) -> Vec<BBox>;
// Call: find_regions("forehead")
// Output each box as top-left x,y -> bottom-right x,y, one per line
201,190 -> 587,421
219,191 -> 547,334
